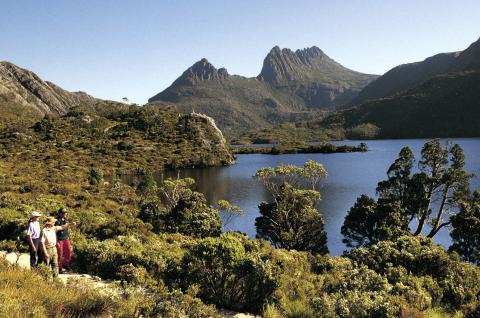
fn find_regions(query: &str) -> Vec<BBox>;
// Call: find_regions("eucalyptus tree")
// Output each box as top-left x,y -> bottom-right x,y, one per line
255,160 -> 329,254
341,196 -> 409,248
342,139 -> 474,248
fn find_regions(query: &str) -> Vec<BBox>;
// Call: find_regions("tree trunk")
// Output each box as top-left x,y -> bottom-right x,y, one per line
413,189 -> 433,235
427,221 -> 451,238
427,187 -> 449,238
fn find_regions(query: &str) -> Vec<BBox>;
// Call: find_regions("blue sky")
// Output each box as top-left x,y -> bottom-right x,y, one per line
2,0 -> 480,103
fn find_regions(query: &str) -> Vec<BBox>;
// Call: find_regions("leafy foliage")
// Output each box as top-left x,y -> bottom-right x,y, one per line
255,161 -> 329,254
449,190 -> 480,264
347,236 -> 480,310
341,196 -> 410,248
257,184 -> 328,254
180,233 -> 281,313
166,190 -> 221,238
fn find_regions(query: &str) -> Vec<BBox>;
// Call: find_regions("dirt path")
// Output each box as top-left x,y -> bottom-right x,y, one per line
0,251 -> 258,317
0,251 -> 112,290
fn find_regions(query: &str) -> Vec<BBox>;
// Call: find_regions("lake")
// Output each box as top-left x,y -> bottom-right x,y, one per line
164,138 -> 480,255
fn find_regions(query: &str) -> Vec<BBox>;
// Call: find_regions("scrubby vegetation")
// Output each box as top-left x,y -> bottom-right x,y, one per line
0,102 -> 234,174
0,257 -> 218,317
255,161 -> 329,254
0,122 -> 479,317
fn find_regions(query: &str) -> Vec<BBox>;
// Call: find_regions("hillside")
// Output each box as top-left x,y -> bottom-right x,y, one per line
0,61 -> 234,170
149,59 -> 308,137
238,69 -> 480,142
148,47 -> 377,137
0,103 -> 234,172
353,36 -> 480,104
0,61 -> 96,127
341,70 -> 480,138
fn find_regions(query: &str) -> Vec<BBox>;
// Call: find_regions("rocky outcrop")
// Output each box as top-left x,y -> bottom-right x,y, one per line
179,112 -> 235,166
0,61 -> 96,118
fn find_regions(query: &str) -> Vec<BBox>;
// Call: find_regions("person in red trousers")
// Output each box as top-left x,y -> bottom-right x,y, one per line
55,208 -> 76,273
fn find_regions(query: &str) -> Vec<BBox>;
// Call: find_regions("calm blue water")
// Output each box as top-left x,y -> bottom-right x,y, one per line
169,139 -> 480,255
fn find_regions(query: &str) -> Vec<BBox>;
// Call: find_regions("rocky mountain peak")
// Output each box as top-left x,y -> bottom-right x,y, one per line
173,58 -> 230,86
257,45 -> 335,84
149,46 -> 378,130
296,46 -> 325,59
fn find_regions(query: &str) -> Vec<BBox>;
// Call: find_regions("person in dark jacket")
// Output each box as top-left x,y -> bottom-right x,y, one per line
55,208 -> 76,272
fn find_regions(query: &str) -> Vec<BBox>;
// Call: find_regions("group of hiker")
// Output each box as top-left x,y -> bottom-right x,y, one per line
27,208 -> 76,277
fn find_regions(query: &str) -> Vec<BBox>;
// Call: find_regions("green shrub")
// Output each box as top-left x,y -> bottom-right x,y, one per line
347,236 -> 480,309
180,233 -> 281,313
166,191 -> 221,238
74,236 -> 168,280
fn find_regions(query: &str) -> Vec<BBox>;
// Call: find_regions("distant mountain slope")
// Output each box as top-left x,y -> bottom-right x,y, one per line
353,37 -> 480,104
342,70 -> 480,138
0,61 -> 95,125
258,46 -> 378,108
239,69 -> 480,142
148,47 -> 377,136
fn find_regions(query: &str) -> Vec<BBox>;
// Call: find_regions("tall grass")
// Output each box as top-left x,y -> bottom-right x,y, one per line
0,260 -> 131,318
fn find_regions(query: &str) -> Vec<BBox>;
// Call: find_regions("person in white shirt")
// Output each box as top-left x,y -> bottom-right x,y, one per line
27,211 -> 42,268
41,216 -> 69,277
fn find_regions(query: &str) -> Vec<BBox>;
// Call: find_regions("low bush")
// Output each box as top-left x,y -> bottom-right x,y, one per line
179,232 -> 282,313
347,236 -> 480,310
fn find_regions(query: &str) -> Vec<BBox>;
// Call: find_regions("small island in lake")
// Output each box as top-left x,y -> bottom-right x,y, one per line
232,142 -> 368,155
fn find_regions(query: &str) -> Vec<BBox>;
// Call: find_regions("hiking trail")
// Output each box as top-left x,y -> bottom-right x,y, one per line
0,250 -> 258,318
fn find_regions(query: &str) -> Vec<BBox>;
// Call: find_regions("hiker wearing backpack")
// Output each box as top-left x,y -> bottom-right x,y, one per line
55,208 -> 76,273
27,211 -> 43,268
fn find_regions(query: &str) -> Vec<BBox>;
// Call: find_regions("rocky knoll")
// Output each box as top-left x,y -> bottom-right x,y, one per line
179,112 -> 235,167
0,62 -> 234,170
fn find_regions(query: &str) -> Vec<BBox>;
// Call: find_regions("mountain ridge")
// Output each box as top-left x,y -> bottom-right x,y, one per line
353,36 -> 480,104
148,46 -> 378,136
342,69 -> 480,138
0,61 -> 96,116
